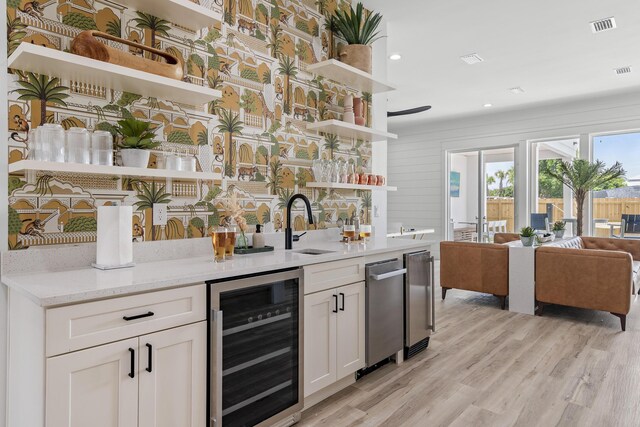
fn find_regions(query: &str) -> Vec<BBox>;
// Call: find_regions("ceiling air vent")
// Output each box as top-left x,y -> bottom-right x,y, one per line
509,87 -> 525,94
615,66 -> 632,75
460,53 -> 484,65
590,17 -> 616,33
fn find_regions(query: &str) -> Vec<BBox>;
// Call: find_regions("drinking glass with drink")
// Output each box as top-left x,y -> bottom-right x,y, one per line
211,227 -> 227,262
225,226 -> 237,258
343,224 -> 356,245
360,224 -> 372,245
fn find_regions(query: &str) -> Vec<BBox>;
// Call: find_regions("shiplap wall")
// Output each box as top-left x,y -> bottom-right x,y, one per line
388,89 -> 640,258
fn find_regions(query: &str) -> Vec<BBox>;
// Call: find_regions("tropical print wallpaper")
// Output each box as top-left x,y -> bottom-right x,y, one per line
5,0 -> 374,250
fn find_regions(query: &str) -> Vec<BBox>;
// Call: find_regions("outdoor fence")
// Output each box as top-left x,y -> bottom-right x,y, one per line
486,197 -> 640,231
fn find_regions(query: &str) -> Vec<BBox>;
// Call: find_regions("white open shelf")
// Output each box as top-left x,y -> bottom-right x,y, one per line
307,120 -> 397,142
306,182 -> 397,192
9,160 -> 216,181
123,0 -> 221,31
306,59 -> 396,94
8,44 -> 221,106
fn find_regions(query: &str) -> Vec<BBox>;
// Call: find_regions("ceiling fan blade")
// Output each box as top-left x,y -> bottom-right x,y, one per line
387,105 -> 432,117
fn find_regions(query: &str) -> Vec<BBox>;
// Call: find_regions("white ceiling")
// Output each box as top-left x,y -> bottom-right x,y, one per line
363,0 -> 640,123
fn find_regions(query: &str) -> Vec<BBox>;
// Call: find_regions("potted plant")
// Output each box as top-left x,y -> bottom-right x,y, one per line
544,159 -> 624,236
552,221 -> 566,239
331,2 -> 382,73
520,226 -> 536,247
115,118 -> 160,168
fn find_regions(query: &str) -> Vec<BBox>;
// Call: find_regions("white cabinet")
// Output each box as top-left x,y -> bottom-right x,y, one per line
46,322 -> 206,427
46,337 -> 139,427
336,282 -> 366,380
304,289 -> 337,396
139,322 -> 207,427
304,282 -> 365,397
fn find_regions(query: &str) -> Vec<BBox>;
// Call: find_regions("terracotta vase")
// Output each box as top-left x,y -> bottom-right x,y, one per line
339,44 -> 372,74
343,94 -> 355,124
353,97 -> 365,126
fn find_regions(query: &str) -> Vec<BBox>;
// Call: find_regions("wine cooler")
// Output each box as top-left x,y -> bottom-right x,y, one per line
208,269 -> 303,427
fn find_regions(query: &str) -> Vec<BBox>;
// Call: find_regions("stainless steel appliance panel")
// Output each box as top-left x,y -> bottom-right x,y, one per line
404,251 -> 435,356
365,259 -> 405,366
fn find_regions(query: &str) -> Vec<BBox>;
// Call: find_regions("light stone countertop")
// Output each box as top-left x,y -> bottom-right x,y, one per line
2,238 -> 431,307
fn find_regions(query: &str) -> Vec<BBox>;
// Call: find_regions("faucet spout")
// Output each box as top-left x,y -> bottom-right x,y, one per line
285,194 -> 314,250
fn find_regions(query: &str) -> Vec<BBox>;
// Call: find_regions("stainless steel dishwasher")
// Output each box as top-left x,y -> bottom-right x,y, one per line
364,259 -> 406,367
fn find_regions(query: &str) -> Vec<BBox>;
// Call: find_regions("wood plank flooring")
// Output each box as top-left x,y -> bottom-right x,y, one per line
299,262 -> 640,427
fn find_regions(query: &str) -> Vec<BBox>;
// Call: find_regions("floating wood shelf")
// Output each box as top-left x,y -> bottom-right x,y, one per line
306,59 -> 396,94
306,182 -> 397,192
9,160 -> 216,181
123,0 -> 221,31
306,120 -> 397,142
8,44 -> 221,106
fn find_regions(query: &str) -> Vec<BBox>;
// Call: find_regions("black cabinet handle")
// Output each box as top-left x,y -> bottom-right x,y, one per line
339,293 -> 345,311
332,294 -> 338,313
128,348 -> 135,378
146,343 -> 153,373
123,311 -> 154,321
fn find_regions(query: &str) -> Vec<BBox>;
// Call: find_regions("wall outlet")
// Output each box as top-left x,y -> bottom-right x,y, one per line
153,204 -> 168,226
374,205 -> 380,218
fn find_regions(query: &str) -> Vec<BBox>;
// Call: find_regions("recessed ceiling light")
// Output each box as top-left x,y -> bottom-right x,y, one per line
389,53 -> 402,61
483,103 -> 493,108
615,66 -> 631,75
590,17 -> 617,33
460,53 -> 484,65
509,87 -> 525,94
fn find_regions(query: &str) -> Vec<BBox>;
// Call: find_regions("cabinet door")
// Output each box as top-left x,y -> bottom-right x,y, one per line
46,337 -> 139,427
138,322 -> 207,427
304,289 -> 337,397
336,281 -> 366,379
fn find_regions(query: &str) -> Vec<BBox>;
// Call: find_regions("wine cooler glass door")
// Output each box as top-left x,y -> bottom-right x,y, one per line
210,269 -> 303,427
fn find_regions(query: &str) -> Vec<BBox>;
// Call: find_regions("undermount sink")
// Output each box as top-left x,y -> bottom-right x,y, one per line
293,248 -> 336,255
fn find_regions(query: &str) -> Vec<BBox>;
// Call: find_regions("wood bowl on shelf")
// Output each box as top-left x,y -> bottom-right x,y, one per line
71,30 -> 184,81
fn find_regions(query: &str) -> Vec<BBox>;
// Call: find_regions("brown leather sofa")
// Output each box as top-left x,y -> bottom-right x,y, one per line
440,241 -> 509,309
494,233 -> 521,244
535,236 -> 640,331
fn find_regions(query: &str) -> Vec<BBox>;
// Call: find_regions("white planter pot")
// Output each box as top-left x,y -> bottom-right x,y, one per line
554,230 -> 565,239
120,149 -> 150,168
520,236 -> 534,247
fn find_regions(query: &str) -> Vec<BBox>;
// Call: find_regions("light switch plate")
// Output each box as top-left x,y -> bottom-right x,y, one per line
153,204 -> 168,226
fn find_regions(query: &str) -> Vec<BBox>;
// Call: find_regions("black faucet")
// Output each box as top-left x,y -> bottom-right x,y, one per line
285,193 -> 314,250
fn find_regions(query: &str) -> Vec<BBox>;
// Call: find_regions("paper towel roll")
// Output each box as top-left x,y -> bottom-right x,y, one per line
96,205 -> 133,268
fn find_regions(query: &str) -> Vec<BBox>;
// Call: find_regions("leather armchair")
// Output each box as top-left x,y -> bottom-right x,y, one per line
440,241 -> 509,309
535,237 -> 640,331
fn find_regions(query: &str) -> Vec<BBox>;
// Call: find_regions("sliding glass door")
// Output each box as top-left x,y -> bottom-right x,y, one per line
447,147 -> 516,241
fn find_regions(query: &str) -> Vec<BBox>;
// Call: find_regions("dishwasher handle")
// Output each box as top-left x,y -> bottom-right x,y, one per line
369,268 -> 407,281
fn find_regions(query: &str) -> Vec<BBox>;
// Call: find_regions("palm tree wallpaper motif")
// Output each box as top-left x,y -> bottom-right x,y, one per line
14,73 -> 70,126
323,134 -> 340,159
132,11 -> 171,60
216,109 -> 244,178
277,54 -> 298,114
134,182 -> 172,241
4,0 -> 374,250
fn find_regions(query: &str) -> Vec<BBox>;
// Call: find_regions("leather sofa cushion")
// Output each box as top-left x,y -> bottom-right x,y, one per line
581,236 -> 640,261
494,233 -> 520,244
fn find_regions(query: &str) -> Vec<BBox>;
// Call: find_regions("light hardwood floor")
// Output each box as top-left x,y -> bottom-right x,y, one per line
300,263 -> 640,427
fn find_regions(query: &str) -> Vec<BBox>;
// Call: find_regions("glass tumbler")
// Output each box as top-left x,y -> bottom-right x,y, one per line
165,150 -> 180,170
39,123 -> 65,162
28,128 -> 41,160
66,127 -> 91,164
211,227 -> 227,262
91,130 -> 114,166
343,224 -> 356,245
225,226 -> 237,258
360,224 -> 372,245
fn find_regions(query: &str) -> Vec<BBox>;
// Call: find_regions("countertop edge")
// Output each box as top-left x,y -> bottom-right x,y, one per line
2,240 -> 433,307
